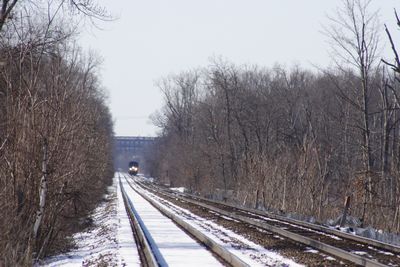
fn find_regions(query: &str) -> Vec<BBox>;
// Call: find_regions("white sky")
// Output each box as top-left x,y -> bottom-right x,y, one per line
79,0 -> 400,137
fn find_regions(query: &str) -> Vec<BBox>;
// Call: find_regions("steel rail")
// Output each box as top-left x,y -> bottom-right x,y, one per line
123,174 -> 250,267
182,191 -> 400,255
118,174 -> 159,267
137,180 -> 389,267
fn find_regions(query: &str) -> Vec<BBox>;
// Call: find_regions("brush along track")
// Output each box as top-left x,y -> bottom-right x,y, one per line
137,179 -> 400,267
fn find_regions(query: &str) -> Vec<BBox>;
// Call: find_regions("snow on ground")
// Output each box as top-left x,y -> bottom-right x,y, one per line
39,175 -> 139,267
131,177 -> 304,267
304,248 -> 319,254
169,187 -> 186,193
116,177 -> 141,266
350,251 -> 369,256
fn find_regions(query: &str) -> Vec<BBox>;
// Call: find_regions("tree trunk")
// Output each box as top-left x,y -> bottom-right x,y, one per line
33,139 -> 48,241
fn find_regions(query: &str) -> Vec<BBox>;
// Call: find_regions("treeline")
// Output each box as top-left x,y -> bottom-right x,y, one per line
0,2 -> 113,265
148,1 -> 400,233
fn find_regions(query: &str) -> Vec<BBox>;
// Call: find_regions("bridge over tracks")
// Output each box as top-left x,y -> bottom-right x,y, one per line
113,136 -> 156,174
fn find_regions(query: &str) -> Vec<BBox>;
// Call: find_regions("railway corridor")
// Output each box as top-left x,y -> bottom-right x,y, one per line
43,172 -> 400,266
118,172 -> 305,267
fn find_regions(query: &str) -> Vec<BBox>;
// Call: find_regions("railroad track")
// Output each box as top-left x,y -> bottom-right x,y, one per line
118,172 -> 251,267
135,177 -> 400,267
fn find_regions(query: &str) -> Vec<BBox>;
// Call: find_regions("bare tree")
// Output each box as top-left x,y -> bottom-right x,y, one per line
324,0 -> 381,223
0,0 -> 110,32
0,5 -> 114,264
382,8 -> 400,232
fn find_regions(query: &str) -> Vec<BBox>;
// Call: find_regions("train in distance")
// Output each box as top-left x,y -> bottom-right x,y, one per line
128,161 -> 139,176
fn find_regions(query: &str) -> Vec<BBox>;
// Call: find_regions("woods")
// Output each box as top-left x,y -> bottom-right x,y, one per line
149,60 -> 400,233
3,0 -> 400,264
0,1 -> 114,265
148,0 -> 400,234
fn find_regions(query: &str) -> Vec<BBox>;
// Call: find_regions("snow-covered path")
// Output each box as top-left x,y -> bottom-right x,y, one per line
121,173 -> 223,266
116,175 -> 141,266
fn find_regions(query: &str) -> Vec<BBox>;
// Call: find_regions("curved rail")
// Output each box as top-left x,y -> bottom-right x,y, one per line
137,179 -> 397,267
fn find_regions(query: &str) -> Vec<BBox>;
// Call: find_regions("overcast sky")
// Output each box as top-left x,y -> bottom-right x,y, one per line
80,0 -> 399,137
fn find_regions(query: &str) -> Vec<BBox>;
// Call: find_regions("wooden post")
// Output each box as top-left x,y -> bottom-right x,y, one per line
340,196 -> 351,227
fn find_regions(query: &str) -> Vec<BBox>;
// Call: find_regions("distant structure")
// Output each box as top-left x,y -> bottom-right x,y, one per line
113,136 -> 156,174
